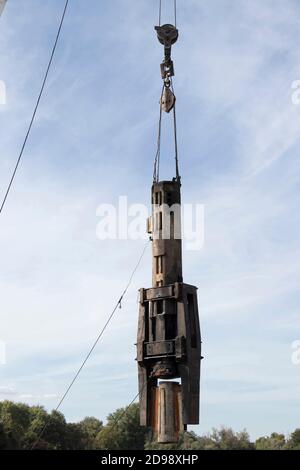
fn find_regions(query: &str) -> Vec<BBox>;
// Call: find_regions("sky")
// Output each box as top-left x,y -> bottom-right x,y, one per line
0,0 -> 300,440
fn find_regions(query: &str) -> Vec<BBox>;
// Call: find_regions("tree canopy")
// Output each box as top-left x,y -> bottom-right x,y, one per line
0,400 -> 299,450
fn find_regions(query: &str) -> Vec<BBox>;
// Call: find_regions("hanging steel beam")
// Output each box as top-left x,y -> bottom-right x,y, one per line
137,180 -> 202,443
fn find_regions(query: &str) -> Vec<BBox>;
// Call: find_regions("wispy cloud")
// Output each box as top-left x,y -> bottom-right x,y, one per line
0,0 -> 299,439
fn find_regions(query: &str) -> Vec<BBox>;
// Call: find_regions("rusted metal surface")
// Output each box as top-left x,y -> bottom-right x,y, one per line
155,24 -> 178,80
136,180 -> 202,441
161,86 -> 176,113
150,382 -> 183,444
155,23 -> 178,115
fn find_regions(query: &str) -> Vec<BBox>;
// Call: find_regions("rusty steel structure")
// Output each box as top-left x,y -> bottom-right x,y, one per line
136,19 -> 202,443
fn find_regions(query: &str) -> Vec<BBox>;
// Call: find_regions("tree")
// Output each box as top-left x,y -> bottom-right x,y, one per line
286,429 -> 300,450
255,432 -> 286,450
25,408 -> 68,450
0,401 -> 103,450
95,404 -> 148,450
0,422 -> 9,450
0,401 -> 31,449
1,399 -> 298,451
21,405 -> 49,449
207,427 -> 253,450
146,427 -> 254,450
146,427 -> 253,450
43,410 -> 69,450
65,422 -> 88,450
77,417 -> 103,449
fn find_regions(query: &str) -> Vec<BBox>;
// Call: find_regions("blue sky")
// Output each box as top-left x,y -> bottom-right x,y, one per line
0,0 -> 300,440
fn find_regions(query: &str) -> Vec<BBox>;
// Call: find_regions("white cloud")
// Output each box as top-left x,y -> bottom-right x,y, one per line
0,0 -> 299,439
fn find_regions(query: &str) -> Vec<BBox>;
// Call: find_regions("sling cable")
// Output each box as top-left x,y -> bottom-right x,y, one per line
136,0 -> 202,444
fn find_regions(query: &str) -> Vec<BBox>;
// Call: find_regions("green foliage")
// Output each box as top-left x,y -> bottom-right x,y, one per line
64,423 -> 89,450
145,428 -> 253,450
0,401 -> 100,450
254,429 -> 300,451
0,401 -> 32,449
95,403 -> 148,450
0,399 -> 299,450
286,428 -> 300,450
0,422 -> 10,450
255,432 -> 286,450
77,416 -> 103,450
207,427 -> 253,450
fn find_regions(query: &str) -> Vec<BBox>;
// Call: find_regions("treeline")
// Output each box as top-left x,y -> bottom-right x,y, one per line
0,400 -> 300,450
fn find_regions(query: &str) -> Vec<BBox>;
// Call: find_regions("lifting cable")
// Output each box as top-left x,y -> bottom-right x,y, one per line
158,0 -> 177,27
171,79 -> 180,180
153,0 -> 180,184
152,85 -> 164,183
0,0 -> 70,216
30,240 -> 150,450
153,78 -> 180,183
